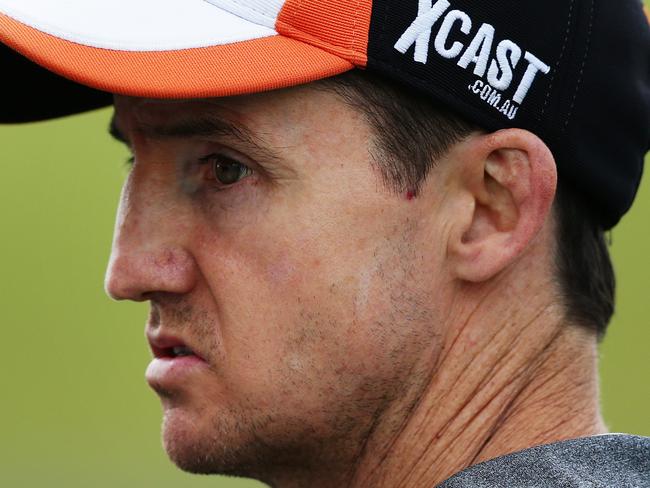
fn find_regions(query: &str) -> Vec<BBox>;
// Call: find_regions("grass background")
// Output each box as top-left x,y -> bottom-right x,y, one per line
1,43 -> 649,488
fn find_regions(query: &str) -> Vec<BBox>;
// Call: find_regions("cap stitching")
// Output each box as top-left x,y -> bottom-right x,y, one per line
540,0 -> 575,119
563,0 -> 595,130
278,0 -> 362,63
351,0 -> 360,56
279,0 -> 300,44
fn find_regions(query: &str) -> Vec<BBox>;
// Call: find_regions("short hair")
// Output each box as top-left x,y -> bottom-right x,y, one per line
321,70 -> 615,338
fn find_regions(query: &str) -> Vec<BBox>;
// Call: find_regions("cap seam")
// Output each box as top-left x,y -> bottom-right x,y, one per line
563,0 -> 595,131
540,0 -> 575,121
351,0 -> 360,55
276,23 -> 363,63
276,0 -> 367,65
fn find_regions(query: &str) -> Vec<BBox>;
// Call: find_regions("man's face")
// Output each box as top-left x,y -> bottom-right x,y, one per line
106,86 -> 448,479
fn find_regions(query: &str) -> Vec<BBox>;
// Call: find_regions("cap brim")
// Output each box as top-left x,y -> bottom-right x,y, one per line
0,0 -> 353,123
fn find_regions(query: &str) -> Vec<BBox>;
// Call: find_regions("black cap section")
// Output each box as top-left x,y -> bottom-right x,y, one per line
1,44 -> 111,123
366,0 -> 650,229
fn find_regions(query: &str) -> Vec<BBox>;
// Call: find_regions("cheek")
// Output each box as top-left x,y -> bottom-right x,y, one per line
265,253 -> 302,288
193,228 -> 341,390
193,224 -> 318,356
190,197 -> 439,417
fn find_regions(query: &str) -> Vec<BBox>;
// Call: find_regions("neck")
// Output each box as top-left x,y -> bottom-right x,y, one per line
348,279 -> 606,488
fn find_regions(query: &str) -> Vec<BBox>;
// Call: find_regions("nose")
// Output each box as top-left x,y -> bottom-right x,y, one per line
104,170 -> 199,302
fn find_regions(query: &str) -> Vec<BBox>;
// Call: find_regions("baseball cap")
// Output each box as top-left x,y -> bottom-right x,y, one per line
1,0 -> 649,229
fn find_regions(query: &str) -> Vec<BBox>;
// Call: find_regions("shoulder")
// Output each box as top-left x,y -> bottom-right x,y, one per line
438,434 -> 650,487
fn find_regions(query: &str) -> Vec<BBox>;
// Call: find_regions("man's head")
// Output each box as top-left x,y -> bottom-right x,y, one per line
104,73 -> 570,483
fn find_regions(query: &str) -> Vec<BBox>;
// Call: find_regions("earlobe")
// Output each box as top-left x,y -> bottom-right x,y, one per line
448,129 -> 557,283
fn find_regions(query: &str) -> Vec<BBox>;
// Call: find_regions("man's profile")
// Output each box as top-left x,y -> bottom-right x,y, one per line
1,0 -> 649,486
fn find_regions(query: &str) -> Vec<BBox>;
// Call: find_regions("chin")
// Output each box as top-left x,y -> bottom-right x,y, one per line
160,406 -> 272,478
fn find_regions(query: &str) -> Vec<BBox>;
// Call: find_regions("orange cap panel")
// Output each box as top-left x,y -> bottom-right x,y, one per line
277,0 -> 372,67
0,12 -> 353,99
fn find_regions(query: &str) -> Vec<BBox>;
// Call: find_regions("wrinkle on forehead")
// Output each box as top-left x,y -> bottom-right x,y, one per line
113,84 -> 320,124
114,83 -> 360,137
113,95 -> 253,139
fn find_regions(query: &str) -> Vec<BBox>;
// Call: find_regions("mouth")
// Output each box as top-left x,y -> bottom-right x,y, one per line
147,330 -> 206,361
151,343 -> 201,360
145,332 -> 209,388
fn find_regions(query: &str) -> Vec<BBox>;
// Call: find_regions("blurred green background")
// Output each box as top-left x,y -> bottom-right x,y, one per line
1,107 -> 649,486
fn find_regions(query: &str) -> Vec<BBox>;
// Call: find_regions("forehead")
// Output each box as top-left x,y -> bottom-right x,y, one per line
112,84 -> 358,139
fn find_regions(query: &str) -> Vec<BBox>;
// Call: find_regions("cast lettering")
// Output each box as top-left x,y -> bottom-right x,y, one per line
434,10 -> 471,59
512,52 -> 551,104
394,0 -> 552,116
394,0 -> 451,64
487,40 -> 522,91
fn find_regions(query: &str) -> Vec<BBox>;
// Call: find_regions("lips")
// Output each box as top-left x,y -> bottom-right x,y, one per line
145,331 -> 209,388
147,330 -> 205,359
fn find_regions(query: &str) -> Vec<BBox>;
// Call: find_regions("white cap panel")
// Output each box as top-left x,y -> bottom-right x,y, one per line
0,0 -> 277,51
204,0 -> 286,29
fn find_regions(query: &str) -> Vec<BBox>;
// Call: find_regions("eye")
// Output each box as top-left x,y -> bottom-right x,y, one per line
203,153 -> 253,186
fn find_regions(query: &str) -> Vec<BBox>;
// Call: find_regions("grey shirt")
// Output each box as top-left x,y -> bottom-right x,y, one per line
438,434 -> 650,487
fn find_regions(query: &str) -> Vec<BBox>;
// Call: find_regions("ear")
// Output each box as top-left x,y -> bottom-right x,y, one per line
446,129 -> 557,282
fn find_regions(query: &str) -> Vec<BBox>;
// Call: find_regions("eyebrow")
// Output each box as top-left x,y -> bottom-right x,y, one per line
108,113 -> 282,164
